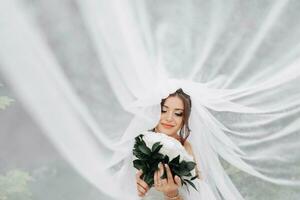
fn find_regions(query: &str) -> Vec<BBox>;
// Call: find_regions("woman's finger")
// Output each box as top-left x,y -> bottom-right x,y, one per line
137,183 -> 147,194
157,168 -> 162,187
136,170 -> 143,181
137,180 -> 148,191
157,163 -> 169,187
137,178 -> 147,197
137,189 -> 145,197
159,162 -> 164,179
136,170 -> 149,190
161,177 -> 167,186
137,191 -> 143,197
154,170 -> 158,189
174,175 -> 182,187
165,164 -> 174,184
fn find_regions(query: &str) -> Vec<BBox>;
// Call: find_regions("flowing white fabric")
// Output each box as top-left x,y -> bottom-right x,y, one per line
1,0 -> 300,199
142,179 -> 217,200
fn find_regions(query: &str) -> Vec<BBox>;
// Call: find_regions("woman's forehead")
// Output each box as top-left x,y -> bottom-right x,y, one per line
163,96 -> 184,109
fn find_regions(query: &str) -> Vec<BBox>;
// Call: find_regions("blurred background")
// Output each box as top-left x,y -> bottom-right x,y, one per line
1,0 -> 300,199
0,0 -> 127,199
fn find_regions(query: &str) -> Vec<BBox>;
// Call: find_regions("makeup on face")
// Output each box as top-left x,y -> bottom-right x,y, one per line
161,105 -> 183,117
161,122 -> 174,129
156,96 -> 184,137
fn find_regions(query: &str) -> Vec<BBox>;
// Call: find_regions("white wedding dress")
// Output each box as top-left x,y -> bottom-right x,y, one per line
142,179 -> 217,200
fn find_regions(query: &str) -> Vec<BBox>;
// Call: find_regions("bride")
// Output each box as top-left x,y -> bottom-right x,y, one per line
135,88 -> 216,200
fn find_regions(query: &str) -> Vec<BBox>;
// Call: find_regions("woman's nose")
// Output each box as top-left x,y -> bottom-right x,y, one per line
166,112 -> 173,121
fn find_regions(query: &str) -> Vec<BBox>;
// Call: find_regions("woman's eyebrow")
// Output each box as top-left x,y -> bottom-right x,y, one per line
163,105 -> 184,111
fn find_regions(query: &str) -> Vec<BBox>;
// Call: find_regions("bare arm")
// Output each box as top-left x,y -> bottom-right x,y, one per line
184,141 -> 202,179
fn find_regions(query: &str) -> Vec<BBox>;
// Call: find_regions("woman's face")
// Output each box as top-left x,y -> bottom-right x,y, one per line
155,96 -> 184,138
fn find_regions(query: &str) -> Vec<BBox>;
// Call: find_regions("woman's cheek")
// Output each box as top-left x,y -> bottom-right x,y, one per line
174,124 -> 180,132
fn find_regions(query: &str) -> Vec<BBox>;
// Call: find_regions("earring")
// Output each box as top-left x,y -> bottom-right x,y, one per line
179,125 -> 185,137
177,127 -> 181,135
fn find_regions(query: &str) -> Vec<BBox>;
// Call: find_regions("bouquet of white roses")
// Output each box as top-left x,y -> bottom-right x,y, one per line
132,131 -> 198,191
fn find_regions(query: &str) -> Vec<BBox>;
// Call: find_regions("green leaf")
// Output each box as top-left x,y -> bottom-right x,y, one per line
162,155 -> 169,163
176,169 -> 190,176
137,144 -> 151,156
152,144 -> 163,154
135,134 -> 144,144
152,153 -> 164,160
185,179 -> 198,191
133,160 -> 146,170
191,175 -> 198,180
182,181 -> 190,193
133,148 -> 148,160
171,167 -> 182,176
151,142 -> 161,152
132,149 -> 140,157
170,155 -> 180,165
143,173 -> 154,186
186,161 -> 196,171
178,161 -> 187,171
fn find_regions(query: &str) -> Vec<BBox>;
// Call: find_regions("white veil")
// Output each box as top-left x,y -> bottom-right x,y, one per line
1,0 -> 300,199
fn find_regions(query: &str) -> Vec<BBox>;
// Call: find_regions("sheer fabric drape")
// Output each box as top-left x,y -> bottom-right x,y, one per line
1,0 -> 300,199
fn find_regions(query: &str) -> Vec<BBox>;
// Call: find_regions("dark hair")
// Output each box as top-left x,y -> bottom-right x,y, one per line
153,88 -> 192,145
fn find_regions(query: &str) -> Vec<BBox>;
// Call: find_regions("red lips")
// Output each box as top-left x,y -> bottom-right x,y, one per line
161,123 -> 174,129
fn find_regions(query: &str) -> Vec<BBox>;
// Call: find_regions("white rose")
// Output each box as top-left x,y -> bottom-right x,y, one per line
142,131 -> 194,162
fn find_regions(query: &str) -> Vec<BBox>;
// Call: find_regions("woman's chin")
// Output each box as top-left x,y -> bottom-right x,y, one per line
159,129 -> 176,137
156,126 -> 179,137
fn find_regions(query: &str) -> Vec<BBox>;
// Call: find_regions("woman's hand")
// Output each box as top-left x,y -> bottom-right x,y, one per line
154,163 -> 182,198
136,170 -> 150,197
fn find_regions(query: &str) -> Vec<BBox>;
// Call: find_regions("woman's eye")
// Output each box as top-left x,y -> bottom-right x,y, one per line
175,112 -> 183,117
161,110 -> 167,113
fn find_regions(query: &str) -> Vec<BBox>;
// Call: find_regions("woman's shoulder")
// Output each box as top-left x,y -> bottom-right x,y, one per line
183,140 -> 202,179
183,140 -> 193,156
